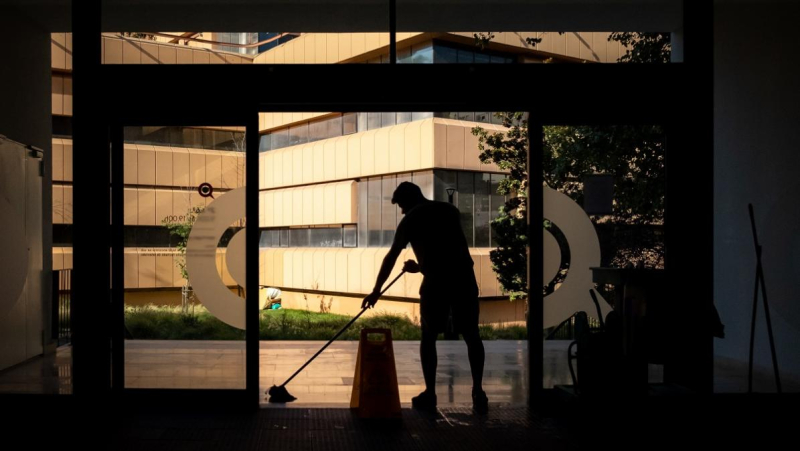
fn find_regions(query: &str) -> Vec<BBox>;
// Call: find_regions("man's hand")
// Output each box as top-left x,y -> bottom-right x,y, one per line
402,259 -> 420,273
361,290 -> 380,309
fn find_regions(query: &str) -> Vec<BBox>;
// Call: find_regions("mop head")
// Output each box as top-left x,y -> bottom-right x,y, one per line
267,385 -> 297,403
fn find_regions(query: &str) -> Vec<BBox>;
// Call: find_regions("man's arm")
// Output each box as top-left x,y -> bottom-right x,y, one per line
361,219 -> 409,308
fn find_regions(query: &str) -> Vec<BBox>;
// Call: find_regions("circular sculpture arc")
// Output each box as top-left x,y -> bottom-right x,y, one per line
543,187 -> 611,329
186,187 -> 247,329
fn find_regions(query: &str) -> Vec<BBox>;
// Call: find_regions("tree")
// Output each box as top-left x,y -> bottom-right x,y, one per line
472,112 -> 529,301
473,116 -> 667,301
608,32 -> 671,64
119,32 -> 157,41
162,206 -> 204,312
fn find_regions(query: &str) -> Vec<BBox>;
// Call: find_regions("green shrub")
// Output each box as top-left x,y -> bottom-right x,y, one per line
125,305 -> 527,341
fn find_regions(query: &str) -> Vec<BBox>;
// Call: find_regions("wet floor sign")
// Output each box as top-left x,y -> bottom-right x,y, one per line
350,328 -> 401,418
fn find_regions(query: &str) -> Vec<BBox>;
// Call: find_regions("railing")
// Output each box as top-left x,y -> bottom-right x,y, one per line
52,269 -> 72,346
545,313 -> 602,340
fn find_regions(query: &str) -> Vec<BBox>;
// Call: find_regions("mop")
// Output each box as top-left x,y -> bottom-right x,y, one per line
267,270 -> 408,403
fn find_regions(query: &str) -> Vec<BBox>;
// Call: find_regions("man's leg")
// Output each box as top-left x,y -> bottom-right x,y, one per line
461,326 -> 485,392
420,323 -> 438,394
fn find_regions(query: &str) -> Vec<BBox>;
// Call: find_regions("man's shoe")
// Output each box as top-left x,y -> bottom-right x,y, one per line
472,389 -> 489,414
412,391 -> 437,411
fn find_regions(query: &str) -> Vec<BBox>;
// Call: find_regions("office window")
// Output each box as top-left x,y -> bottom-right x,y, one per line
344,225 -> 357,247
357,113 -> 368,133
381,113 -> 397,128
412,112 -> 433,122
457,172 -> 475,246
259,134 -> 272,152
271,129 -> 289,149
475,173 -> 492,247
367,177 -> 382,247
289,123 -> 309,146
397,46 -> 412,63
343,113 -> 358,135
434,45 -> 458,63
358,180 -> 368,247
457,49 -> 475,64
367,113 -> 382,131
381,176 -> 397,246
411,44 -> 433,64
289,228 -> 310,247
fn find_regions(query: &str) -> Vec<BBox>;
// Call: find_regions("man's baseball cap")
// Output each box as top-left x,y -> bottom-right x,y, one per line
391,181 -> 425,204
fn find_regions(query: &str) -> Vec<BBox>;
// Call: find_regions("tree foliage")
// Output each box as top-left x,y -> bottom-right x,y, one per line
162,206 -> 204,283
473,115 -> 667,300
472,112 -> 529,300
608,32 -> 671,64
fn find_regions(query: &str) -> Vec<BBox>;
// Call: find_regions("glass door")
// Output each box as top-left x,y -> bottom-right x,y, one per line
110,118 -> 260,408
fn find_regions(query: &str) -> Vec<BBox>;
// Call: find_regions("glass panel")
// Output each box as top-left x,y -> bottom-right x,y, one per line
367,177 -> 382,247
289,123 -> 308,146
381,175 -> 397,246
367,113 -> 381,131
457,171 -> 475,247
381,113 -> 397,128
411,43 -> 434,64
343,113 -> 358,135
358,181 -> 368,247
124,125 -> 246,390
475,173 -> 491,247
397,112 -> 413,125
343,225 -> 357,248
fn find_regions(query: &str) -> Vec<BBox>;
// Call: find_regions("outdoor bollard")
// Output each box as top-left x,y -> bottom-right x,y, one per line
350,328 -> 401,419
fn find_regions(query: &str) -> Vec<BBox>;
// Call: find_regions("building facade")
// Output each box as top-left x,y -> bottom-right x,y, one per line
50,31 -> 626,325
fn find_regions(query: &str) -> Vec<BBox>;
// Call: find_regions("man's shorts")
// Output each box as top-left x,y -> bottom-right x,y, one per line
419,279 -> 480,335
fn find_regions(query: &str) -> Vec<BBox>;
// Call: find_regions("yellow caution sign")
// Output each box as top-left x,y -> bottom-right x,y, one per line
350,328 -> 401,418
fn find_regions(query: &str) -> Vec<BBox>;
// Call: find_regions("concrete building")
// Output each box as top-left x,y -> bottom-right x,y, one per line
50,31 -> 627,327
3,0 -> 798,418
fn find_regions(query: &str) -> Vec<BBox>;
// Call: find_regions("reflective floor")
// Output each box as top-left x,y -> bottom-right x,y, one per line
2,340 -> 798,399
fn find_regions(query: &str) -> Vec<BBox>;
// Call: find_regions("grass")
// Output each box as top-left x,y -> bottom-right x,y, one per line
124,304 -> 528,341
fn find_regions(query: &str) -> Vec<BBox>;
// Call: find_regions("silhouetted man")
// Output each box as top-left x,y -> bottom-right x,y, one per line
361,181 -> 488,414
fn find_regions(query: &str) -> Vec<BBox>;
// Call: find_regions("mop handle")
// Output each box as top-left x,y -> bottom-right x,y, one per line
279,270 -> 407,387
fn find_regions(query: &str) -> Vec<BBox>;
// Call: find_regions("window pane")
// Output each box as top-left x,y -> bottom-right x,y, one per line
434,170 -> 457,203
457,112 -> 474,121
474,53 -> 492,64
272,129 -> 289,149
395,173 -> 412,227
343,113 -> 357,135
475,173 -> 492,247
289,124 -> 308,146
412,112 -> 433,122
280,229 -> 289,247
457,49 -> 474,63
381,113 -> 397,128
434,45 -> 458,63
457,172 -> 475,247
358,181 -> 368,247
289,228 -> 310,247
368,113 -> 381,131
344,225 -> 357,247
397,46 -> 412,63
382,175 -> 397,246
325,115 -> 343,139
368,177 -> 382,247
411,43 -> 433,64
309,118 -> 325,141
357,113 -> 368,133
397,112 -> 413,125
490,174 -> 506,247
412,171 -> 434,200
262,133 -> 272,151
